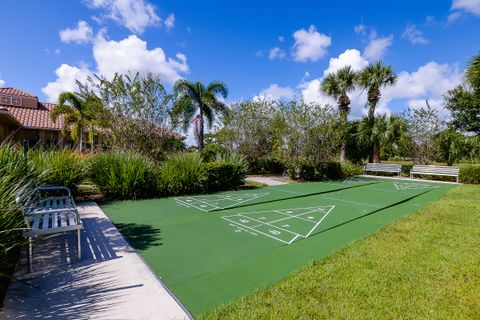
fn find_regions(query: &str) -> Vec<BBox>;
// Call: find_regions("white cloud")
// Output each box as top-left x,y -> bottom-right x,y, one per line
451,0 -> 480,15
43,34 -> 189,102
0,78 -> 5,87
300,49 -> 368,112
42,64 -> 92,102
402,24 -> 429,45
268,47 -> 286,60
383,61 -> 462,101
278,36 -> 284,42
299,52 -> 460,118
292,25 -> 331,62
363,35 -> 393,61
164,13 -> 175,30
354,23 -> 366,34
85,0 -> 160,33
324,49 -> 369,76
93,34 -> 188,82
59,21 -> 93,44
255,84 -> 295,101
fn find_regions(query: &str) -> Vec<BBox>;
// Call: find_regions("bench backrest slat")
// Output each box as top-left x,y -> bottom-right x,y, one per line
411,165 -> 459,174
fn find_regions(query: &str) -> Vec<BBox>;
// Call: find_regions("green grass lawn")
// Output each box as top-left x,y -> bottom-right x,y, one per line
201,184 -> 480,320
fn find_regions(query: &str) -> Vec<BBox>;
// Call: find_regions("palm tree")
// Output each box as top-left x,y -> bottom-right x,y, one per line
357,61 -> 397,121
171,80 -> 229,151
321,66 -> 357,163
465,53 -> 480,92
357,114 -> 405,163
51,92 -> 97,152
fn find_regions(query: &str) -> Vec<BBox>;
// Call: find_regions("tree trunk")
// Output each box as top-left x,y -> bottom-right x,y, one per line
339,110 -> 348,164
372,143 -> 381,163
79,127 -> 83,153
367,101 -> 376,121
198,110 -> 205,151
90,125 -> 95,152
339,140 -> 346,163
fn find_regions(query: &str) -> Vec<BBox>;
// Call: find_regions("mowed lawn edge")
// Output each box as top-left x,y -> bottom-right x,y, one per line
200,184 -> 480,320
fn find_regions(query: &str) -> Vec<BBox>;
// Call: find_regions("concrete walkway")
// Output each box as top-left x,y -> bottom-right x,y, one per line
1,202 -> 191,320
246,175 -> 289,186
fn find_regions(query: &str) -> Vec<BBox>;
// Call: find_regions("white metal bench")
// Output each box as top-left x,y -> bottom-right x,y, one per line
363,163 -> 401,177
410,165 -> 460,183
18,186 -> 83,272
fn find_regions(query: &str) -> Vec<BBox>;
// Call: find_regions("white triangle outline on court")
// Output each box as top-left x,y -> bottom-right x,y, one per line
175,192 -> 269,212
222,205 -> 335,244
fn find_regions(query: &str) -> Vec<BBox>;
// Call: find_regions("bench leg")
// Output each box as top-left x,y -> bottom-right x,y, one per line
27,237 -> 33,273
77,229 -> 81,261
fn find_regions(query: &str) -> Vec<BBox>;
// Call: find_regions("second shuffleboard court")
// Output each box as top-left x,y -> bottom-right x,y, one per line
222,205 -> 335,244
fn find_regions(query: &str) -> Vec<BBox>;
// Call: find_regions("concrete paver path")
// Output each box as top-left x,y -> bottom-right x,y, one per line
247,175 -> 289,186
1,202 -> 191,320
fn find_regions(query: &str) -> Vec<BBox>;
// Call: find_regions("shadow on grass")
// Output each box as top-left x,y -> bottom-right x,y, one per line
114,223 -> 163,250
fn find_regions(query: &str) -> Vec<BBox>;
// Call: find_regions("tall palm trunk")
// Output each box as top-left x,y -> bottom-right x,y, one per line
198,109 -> 205,151
339,110 -> 348,164
367,89 -> 380,121
79,126 -> 83,152
90,124 -> 95,152
338,94 -> 350,164
372,142 -> 381,163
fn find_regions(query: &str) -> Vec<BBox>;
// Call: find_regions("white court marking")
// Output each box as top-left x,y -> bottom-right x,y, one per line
222,205 -> 335,245
393,181 -> 439,191
175,193 -> 269,212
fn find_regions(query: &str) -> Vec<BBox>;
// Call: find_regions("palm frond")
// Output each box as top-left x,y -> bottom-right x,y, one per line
206,81 -> 229,98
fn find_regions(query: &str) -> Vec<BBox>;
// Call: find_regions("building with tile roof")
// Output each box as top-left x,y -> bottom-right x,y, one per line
0,88 -> 76,147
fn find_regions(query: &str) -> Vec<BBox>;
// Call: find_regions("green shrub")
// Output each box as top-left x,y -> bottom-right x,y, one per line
201,144 -> 229,162
258,157 -> 285,174
90,150 -> 158,199
299,162 -> 343,181
401,164 -> 413,177
340,162 -> 363,177
30,148 -> 87,194
158,153 -> 207,195
206,154 -> 249,192
459,164 -> 480,184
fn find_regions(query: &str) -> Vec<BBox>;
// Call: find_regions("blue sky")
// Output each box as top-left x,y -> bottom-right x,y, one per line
1,0 -> 479,119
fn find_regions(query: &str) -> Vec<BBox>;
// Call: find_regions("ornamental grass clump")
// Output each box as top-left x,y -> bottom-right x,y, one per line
205,153 -> 249,192
158,153 -> 207,195
0,143 -> 36,292
90,150 -> 158,200
30,148 -> 88,194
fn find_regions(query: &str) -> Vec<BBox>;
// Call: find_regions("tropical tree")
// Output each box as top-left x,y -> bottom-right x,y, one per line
465,53 -> 480,92
357,114 -> 405,163
171,80 -> 229,151
357,61 -> 397,121
321,66 -> 357,163
51,92 -> 99,152
444,53 -> 480,135
403,101 -> 445,164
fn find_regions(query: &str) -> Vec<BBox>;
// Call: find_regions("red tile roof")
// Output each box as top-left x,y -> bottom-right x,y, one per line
0,102 -> 64,130
0,87 -> 37,98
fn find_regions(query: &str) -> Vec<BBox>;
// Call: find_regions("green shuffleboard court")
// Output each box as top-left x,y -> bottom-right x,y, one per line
102,177 -> 456,316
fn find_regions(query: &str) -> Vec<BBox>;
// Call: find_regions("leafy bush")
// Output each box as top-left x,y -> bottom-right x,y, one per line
340,162 -> 363,177
30,148 -> 87,194
205,154 -> 249,192
158,153 -> 207,195
90,150 -> 158,199
258,157 -> 285,174
298,162 -> 343,181
201,144 -> 229,162
459,164 -> 480,184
